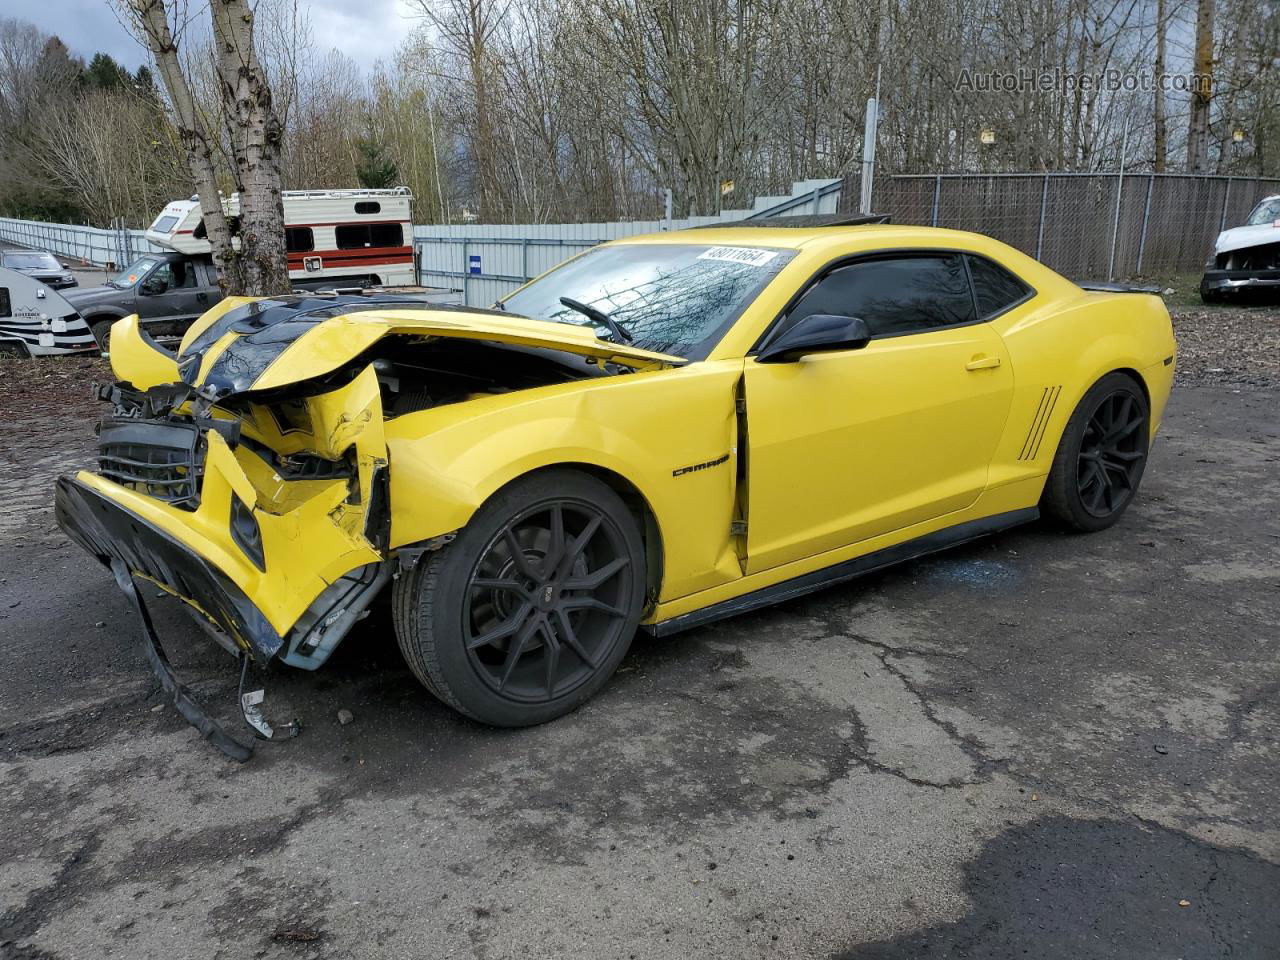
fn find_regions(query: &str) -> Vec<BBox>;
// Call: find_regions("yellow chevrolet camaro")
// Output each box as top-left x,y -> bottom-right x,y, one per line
57,224 -> 1176,753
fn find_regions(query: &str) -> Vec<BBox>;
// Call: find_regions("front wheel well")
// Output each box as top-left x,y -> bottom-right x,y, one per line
490,463 -> 665,609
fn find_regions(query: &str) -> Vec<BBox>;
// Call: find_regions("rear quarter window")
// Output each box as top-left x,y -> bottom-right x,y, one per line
966,255 -> 1033,319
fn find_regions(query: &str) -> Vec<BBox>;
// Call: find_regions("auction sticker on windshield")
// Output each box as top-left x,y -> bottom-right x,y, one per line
696,246 -> 779,267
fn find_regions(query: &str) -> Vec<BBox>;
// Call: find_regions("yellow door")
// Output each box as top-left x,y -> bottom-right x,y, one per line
743,321 -> 1014,574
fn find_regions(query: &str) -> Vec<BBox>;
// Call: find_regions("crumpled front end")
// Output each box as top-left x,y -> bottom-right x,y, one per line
1201,236 -> 1280,298
57,317 -> 394,670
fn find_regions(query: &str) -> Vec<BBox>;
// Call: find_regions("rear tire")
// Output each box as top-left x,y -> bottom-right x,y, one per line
1042,372 -> 1150,532
392,469 -> 645,726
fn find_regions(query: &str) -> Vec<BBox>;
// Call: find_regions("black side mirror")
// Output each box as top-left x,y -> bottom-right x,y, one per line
140,277 -> 165,296
756,314 -> 872,363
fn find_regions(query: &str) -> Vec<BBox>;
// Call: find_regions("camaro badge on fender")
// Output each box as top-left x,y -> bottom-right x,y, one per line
673,453 -> 730,477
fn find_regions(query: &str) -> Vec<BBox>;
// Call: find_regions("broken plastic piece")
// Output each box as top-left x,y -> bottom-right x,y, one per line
110,558 -> 253,762
238,655 -> 300,741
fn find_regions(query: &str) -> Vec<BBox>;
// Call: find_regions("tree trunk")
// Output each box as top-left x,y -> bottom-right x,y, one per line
129,0 -> 244,292
127,0 -> 287,296
1187,0 -> 1215,174
1153,0 -> 1167,172
210,0 -> 289,294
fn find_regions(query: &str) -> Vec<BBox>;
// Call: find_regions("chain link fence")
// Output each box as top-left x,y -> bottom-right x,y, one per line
862,173 -> 1280,280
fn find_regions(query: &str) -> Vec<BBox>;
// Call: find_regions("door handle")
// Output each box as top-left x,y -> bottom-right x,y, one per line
965,355 -> 1001,371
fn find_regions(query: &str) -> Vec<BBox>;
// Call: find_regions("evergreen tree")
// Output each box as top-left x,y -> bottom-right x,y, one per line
355,138 -> 399,189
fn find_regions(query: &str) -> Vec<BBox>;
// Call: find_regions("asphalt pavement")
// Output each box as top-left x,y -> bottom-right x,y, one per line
0,378 -> 1277,958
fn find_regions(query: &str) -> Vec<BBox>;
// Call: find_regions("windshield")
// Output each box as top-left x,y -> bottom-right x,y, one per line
109,256 -> 161,288
1245,198 -> 1280,226
4,252 -> 61,271
500,242 -> 795,358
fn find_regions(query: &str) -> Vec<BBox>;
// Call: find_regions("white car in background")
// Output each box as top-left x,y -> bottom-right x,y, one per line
1201,195 -> 1280,302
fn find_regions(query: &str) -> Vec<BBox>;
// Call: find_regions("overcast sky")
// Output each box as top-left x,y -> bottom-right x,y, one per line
5,0 -> 419,73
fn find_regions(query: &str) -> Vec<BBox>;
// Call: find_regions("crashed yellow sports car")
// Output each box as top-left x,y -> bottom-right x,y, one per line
57,223 -> 1176,756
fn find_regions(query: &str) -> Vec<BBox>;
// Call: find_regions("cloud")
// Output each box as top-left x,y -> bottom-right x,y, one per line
5,0 -> 422,74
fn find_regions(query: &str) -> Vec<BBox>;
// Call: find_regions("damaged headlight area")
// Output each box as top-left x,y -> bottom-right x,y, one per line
60,365 -> 405,760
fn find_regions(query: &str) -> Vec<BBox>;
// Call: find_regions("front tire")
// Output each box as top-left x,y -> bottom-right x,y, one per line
392,469 -> 645,726
91,319 -> 113,353
1042,372 -> 1150,532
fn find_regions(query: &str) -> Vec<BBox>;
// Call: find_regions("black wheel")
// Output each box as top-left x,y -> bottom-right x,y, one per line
1199,277 -> 1224,304
91,319 -> 113,352
1042,372 -> 1150,532
392,469 -> 645,726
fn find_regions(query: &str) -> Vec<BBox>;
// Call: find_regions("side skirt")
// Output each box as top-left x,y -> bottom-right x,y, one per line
645,507 -> 1039,637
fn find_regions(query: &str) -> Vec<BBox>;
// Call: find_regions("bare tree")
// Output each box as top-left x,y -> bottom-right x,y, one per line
123,0 -> 288,295
1187,0 -> 1215,172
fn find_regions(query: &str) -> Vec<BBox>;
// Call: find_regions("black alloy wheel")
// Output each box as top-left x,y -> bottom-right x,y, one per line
464,500 -> 634,703
1075,390 -> 1148,518
393,469 -> 646,726
1043,371 -> 1150,532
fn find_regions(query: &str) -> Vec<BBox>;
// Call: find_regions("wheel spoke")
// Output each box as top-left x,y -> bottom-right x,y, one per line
561,595 -> 625,617
1104,415 -> 1144,447
503,527 -> 538,581
468,601 -> 533,649
540,622 -> 561,697
555,608 -> 598,669
565,556 -> 629,591
1109,448 -> 1146,463
498,614 -> 543,690
546,503 -> 566,578
555,514 -> 602,580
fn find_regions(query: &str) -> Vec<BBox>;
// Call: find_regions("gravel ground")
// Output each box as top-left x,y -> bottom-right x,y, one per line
1170,303 -> 1280,389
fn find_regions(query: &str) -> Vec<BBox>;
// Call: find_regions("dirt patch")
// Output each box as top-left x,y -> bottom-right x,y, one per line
1170,304 -> 1280,389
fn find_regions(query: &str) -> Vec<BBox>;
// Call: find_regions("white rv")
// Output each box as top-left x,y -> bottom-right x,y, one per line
145,187 -> 417,288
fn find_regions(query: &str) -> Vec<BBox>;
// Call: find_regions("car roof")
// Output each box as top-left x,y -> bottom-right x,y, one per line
613,223 -> 1009,256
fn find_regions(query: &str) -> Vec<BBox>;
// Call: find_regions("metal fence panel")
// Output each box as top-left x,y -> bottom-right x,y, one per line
870,172 -> 1280,279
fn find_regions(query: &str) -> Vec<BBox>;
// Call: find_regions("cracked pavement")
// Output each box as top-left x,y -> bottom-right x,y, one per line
0,383 -> 1277,959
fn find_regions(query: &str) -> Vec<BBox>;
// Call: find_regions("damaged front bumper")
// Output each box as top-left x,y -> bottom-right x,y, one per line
1200,267 -> 1280,294
56,363 -> 402,758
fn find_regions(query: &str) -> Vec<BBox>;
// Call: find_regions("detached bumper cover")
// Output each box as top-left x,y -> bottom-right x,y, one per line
56,474 -> 285,659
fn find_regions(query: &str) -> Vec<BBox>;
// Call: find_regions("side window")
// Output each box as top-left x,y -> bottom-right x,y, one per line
285,227 -> 314,253
336,223 -> 404,249
784,254 -> 975,339
170,262 -> 196,289
336,224 -> 368,249
355,201 -> 381,215
370,223 -> 403,247
148,263 -> 175,292
0,287 -> 10,318
966,255 -> 1031,319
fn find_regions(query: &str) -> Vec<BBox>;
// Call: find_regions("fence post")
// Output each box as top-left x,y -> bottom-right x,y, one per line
1135,175 -> 1154,275
1107,122 -> 1130,281
461,239 -> 470,305
930,175 -> 941,227
1035,174 -> 1049,261
1219,177 -> 1233,232
521,237 -> 530,280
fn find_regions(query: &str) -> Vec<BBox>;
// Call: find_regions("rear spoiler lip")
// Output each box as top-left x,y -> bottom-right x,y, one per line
1074,280 -> 1163,294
